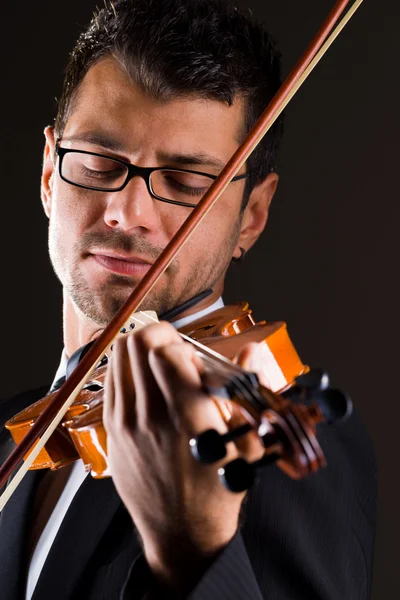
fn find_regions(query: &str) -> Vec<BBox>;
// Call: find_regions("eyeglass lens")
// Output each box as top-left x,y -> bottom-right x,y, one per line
61,152 -> 214,205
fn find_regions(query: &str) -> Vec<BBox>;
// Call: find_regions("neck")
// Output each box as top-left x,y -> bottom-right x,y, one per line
62,285 -> 224,358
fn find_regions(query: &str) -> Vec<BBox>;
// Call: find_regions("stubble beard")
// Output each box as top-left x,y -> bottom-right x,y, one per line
50,223 -> 241,326
66,251 -> 227,326
67,264 -> 177,325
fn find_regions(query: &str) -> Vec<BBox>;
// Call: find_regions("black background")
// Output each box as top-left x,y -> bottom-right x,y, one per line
0,1 -> 397,597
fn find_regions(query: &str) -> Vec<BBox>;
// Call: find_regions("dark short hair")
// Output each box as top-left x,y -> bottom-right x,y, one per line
55,0 -> 283,200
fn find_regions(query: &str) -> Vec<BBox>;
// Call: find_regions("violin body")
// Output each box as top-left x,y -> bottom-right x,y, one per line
5,381 -> 105,470
5,302 -> 308,477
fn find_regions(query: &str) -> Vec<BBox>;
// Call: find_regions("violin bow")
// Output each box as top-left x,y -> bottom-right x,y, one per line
0,0 -> 364,509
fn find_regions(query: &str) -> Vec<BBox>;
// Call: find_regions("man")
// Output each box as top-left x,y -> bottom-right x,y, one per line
0,0 -> 376,599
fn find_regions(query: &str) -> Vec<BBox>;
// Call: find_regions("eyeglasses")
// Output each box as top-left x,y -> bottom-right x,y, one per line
56,146 -> 248,208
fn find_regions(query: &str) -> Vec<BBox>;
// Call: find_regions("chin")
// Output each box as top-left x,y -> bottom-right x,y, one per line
69,287 -> 124,326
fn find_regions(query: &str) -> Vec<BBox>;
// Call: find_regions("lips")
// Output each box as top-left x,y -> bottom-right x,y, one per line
91,253 -> 153,277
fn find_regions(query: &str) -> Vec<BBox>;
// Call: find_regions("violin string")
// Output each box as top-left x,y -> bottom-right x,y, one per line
134,312 -> 275,416
137,310 -> 264,378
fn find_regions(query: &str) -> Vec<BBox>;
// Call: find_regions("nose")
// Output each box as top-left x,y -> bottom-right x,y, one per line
103,175 -> 161,232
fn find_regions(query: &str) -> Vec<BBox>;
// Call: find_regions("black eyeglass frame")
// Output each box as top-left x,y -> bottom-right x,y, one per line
56,145 -> 248,208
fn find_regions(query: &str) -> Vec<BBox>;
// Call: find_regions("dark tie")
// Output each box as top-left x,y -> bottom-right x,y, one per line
50,340 -> 107,393
49,375 -> 66,393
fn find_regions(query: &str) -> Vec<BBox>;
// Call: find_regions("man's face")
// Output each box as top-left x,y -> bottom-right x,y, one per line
42,58 -> 271,325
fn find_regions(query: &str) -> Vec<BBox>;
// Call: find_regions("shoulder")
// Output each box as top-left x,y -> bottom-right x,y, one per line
0,386 -> 50,425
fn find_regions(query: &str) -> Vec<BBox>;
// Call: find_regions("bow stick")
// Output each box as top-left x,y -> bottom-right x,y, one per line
0,0 -> 364,507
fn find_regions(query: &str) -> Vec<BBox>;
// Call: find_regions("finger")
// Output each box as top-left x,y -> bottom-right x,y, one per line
234,341 -> 275,390
128,321 -> 185,427
227,402 -> 265,463
233,341 -> 261,371
229,342 -> 269,461
105,337 -> 136,431
103,354 -> 115,434
149,342 -> 227,437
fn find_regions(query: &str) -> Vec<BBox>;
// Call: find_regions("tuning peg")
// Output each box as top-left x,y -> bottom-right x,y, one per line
295,368 -> 330,391
190,424 -> 253,464
219,453 -> 279,493
283,369 -> 330,404
314,388 -> 353,423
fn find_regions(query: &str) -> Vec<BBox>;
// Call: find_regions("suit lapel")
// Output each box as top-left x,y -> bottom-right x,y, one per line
32,473 -> 122,600
1,388 -> 135,599
0,469 -> 43,600
0,387 -> 49,600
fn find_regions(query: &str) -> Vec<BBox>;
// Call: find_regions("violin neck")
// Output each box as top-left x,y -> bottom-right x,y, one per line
180,333 -> 270,420
127,314 -> 277,420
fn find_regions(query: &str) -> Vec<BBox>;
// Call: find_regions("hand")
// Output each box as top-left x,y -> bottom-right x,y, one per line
103,322 -> 265,594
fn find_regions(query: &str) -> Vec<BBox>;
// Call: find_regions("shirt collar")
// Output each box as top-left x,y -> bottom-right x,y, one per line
171,296 -> 224,329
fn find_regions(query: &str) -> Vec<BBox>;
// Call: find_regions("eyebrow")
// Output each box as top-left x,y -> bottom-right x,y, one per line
61,133 -> 125,152
61,133 -> 227,171
157,152 -> 226,171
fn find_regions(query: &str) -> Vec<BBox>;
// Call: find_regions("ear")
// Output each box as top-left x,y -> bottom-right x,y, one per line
41,126 -> 56,218
232,172 -> 279,259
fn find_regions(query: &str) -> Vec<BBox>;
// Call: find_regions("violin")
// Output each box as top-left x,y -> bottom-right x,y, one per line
0,0 -> 364,508
5,302 -> 350,493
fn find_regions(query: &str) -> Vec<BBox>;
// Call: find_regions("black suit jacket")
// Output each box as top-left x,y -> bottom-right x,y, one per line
0,386 -> 377,600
